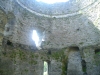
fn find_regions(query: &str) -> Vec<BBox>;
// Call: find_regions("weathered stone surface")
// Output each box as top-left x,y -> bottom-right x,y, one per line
67,48 -> 83,75
0,0 -> 100,49
0,7 -> 7,27
49,60 -> 62,75
0,0 -> 100,75
83,47 -> 100,75
0,35 -> 3,45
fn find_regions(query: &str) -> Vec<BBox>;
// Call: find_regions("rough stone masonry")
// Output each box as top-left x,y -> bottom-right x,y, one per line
0,0 -> 100,75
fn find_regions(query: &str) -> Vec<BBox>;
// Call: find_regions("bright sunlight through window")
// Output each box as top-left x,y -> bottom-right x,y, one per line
36,0 -> 69,4
43,61 -> 48,75
32,30 -> 39,47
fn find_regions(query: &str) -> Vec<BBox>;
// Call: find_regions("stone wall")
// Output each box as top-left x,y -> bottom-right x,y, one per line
0,45 -> 43,75
1,0 -> 100,49
0,0 -> 100,75
67,47 -> 83,75
0,44 -> 100,75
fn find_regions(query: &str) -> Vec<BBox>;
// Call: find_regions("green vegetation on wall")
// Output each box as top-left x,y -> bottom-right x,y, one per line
50,48 -> 68,75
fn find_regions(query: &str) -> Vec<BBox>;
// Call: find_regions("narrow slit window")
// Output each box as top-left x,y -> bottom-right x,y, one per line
82,60 -> 87,74
43,61 -> 48,75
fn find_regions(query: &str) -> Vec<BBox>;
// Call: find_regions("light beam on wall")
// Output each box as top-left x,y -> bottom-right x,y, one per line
32,30 -> 39,47
36,0 -> 69,4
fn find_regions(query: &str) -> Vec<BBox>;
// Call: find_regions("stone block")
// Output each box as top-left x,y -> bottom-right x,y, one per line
0,35 -> 3,45
0,27 -> 4,34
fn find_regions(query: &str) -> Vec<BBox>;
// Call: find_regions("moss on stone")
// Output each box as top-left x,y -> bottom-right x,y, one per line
29,60 -> 37,65
18,50 -> 27,61
51,49 -> 65,61
61,56 -> 68,75
9,51 -> 16,59
83,67 -> 86,73
24,69 -> 28,72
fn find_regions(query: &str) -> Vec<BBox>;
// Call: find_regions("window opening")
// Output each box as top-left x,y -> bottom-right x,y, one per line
32,30 -> 39,47
43,61 -> 48,75
82,60 -> 87,74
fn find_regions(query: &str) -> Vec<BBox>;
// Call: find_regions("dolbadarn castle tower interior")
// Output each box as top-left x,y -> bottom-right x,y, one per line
0,0 -> 100,75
